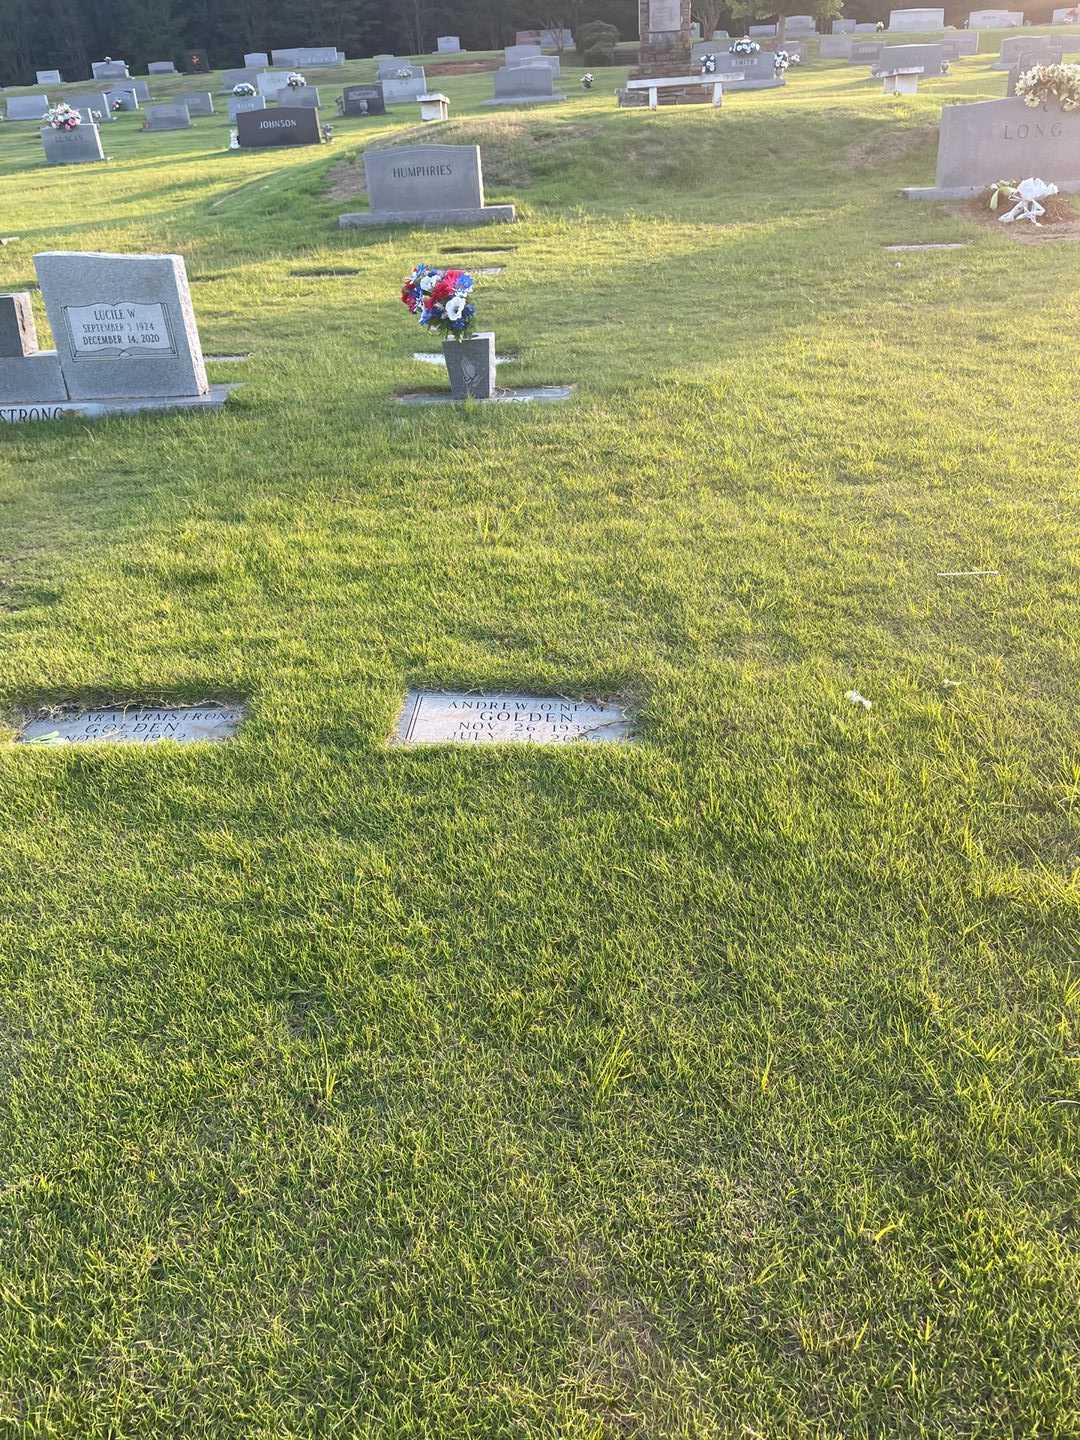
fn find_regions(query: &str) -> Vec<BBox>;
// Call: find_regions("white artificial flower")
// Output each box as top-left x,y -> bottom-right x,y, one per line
445,295 -> 466,321
419,273 -> 438,292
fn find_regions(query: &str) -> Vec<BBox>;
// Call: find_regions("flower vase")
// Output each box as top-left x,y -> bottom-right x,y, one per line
443,332 -> 495,401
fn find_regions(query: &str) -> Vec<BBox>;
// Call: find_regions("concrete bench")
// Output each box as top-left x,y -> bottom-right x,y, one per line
624,73 -> 726,108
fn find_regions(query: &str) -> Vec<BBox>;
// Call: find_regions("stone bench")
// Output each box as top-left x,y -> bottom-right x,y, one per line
623,73 -> 726,108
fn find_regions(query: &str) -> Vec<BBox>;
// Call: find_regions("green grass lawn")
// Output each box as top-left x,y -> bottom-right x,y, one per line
0,41 -> 1078,1439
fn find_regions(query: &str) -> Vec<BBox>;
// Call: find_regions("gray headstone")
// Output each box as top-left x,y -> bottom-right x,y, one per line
244,52 -> 270,68
721,51 -> 784,85
68,98 -> 113,124
228,94 -> 266,120
106,89 -> 139,111
395,691 -> 633,745
35,250 -> 209,400
968,8 -> 1023,24
177,91 -> 214,116
366,143 -> 484,213
220,68 -> 261,91
749,23 -> 777,35
491,64 -> 560,101
16,704 -> 244,745
272,85 -> 320,107
120,80 -> 151,101
437,36 -> 461,52
783,15 -> 816,33
850,40 -> 885,62
888,7 -> 945,27
941,33 -> 979,57
834,17 -> 858,30
236,105 -> 323,147
0,293 -> 37,356
6,96 -> 50,121
376,58 -> 406,78
144,102 -> 192,131
271,46 -> 340,66
875,42 -> 947,73
912,95 -> 1080,194
341,83 -> 386,116
383,70 -> 428,104
994,35 -> 1063,67
821,35 -> 853,56
256,70 -> 291,96
148,60 -> 179,74
36,70 -> 62,85
504,43 -> 543,64
41,122 -> 106,164
92,60 -> 130,78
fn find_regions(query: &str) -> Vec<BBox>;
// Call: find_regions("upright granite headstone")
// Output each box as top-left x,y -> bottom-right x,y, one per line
144,103 -> 192,131
6,96 -> 50,121
34,250 -> 209,400
41,123 -> 106,165
850,40 -> 885,62
36,69 -> 62,85
92,59 -> 130,79
177,91 -> 215,116
486,64 -> 566,104
106,89 -> 139,111
994,35 -> 1063,68
272,85 -> 321,108
504,43 -> 543,64
244,52 -> 270,68
148,60 -> 179,74
904,96 -> 1080,197
271,46 -> 340,66
383,69 -> 428,104
340,83 -> 386,116
437,36 -> 462,52
376,57 -> 407,77
68,95 -> 114,123
783,15 -> 817,33
749,23 -> 778,35
941,33 -> 979,57
236,105 -> 323,147
339,143 -> 515,227
968,8 -> 1023,24
228,94 -> 266,120
821,34 -> 853,55
888,7 -> 945,27
220,68 -> 261,92
874,42 -> 947,74
256,70 -> 291,96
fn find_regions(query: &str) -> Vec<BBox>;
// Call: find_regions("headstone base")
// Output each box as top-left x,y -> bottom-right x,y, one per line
396,384 -> 574,406
903,179 -> 1080,199
0,383 -> 238,424
339,204 -> 516,228
0,353 -> 68,401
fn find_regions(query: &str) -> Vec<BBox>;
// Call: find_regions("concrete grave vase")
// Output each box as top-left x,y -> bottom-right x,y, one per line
442,332 -> 495,400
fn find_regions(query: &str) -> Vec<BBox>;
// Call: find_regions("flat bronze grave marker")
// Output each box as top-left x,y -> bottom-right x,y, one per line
394,690 -> 633,745
14,702 -> 245,745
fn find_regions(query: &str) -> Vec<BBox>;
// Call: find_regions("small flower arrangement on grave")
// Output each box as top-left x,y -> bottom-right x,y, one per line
700,52 -> 718,73
401,264 -> 477,341
286,71 -> 307,89
1016,62 -> 1080,111
111,98 -> 124,110
45,101 -> 82,130
581,71 -> 594,88
729,38 -> 760,55
233,81 -> 256,96
321,123 -> 334,140
774,49 -> 801,70
997,176 -> 1060,224
395,67 -> 414,79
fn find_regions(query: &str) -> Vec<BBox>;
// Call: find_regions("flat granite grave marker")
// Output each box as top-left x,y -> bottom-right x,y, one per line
394,691 -> 633,745
904,96 -> 1080,197
6,96 -> 50,121
236,105 -> 323,147
15,703 -> 244,745
340,143 -> 515,227
340,83 -> 386,116
144,102 -> 192,131
42,122 -> 105,165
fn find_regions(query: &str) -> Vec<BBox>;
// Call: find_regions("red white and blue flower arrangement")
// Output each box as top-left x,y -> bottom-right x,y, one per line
401,265 -> 477,341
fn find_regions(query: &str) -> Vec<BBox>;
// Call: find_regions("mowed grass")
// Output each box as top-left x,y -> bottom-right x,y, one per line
0,43 -> 1078,1440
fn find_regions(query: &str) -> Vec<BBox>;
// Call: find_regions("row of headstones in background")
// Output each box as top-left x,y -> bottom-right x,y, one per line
0,251 -> 232,422
1053,5 -> 1080,18
888,9 -> 946,28
271,47 -> 344,66
905,94 -> 1080,197
437,36 -> 461,52
339,143 -> 515,228
968,9 -> 1023,24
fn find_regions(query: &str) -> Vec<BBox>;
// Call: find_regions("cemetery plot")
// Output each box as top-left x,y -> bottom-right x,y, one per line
393,691 -> 634,745
13,703 -> 245,745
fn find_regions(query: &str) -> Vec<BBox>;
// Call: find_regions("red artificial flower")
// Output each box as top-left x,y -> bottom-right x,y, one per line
431,277 -> 454,303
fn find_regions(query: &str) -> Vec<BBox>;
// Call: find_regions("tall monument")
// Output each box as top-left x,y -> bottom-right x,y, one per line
638,0 -> 692,69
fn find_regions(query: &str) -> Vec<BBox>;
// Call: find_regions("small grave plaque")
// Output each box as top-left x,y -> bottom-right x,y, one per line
395,691 -> 633,745
15,703 -> 245,745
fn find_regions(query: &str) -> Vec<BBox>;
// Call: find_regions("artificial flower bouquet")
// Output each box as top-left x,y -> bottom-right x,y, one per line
730,38 -> 760,55
401,265 -> 477,341
45,102 -> 81,130
233,81 -> 257,96
774,49 -> 801,70
700,53 -> 718,73
286,71 -> 307,89
1016,62 -> 1080,111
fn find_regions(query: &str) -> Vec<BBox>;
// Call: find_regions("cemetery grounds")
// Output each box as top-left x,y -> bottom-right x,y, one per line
0,35 -> 1078,1438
